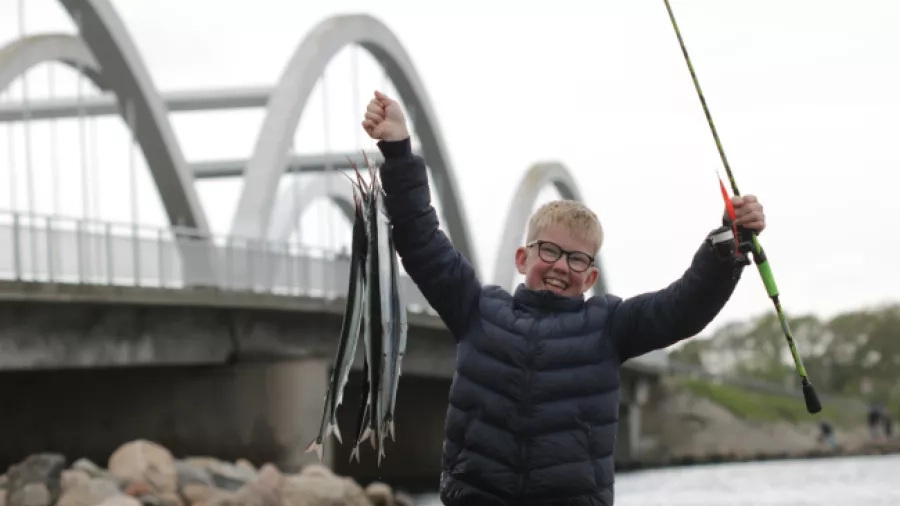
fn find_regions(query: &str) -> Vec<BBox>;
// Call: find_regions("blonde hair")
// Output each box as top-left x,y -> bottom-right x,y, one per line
526,200 -> 604,255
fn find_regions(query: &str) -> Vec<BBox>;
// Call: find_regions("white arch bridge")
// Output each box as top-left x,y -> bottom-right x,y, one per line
0,0 -> 665,371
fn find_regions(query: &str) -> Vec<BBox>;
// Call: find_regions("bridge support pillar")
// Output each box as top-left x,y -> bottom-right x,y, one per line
615,377 -> 651,464
0,359 -> 331,472
260,359 -> 332,471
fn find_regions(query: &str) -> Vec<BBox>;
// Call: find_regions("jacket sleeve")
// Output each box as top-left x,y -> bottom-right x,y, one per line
608,229 -> 743,362
377,138 -> 482,340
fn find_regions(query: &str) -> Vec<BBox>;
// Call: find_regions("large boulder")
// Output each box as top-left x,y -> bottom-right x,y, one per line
5,453 -> 67,506
108,440 -> 178,495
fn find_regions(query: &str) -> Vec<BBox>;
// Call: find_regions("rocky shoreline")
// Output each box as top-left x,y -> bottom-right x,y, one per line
0,440 -> 415,506
4,435 -> 896,506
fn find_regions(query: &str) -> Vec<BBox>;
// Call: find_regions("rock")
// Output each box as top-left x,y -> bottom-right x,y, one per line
71,459 -> 114,482
56,477 -> 121,506
124,482 -> 152,497
365,482 -> 393,506
234,460 -> 255,475
5,453 -> 66,506
96,496 -> 142,506
299,465 -> 332,479
180,484 -> 215,505
201,463 -> 282,506
174,462 -> 213,490
3,448 -> 415,506
108,441 -> 178,495
180,459 -> 251,492
281,464 -> 371,506
136,492 -> 183,506
60,471 -> 90,493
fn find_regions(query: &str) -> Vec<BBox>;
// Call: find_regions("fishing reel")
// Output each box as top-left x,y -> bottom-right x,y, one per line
707,217 -> 754,274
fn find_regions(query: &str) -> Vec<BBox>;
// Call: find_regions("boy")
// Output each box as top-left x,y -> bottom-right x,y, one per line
362,91 -> 765,506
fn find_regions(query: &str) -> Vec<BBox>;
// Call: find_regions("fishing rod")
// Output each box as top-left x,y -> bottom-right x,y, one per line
662,0 -> 821,414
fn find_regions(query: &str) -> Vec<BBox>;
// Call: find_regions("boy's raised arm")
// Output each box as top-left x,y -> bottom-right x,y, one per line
378,138 -> 482,339
607,231 -> 742,362
362,91 -> 481,339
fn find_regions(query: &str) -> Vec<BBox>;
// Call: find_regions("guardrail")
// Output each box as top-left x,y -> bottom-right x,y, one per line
0,209 -> 672,373
0,209 -> 436,315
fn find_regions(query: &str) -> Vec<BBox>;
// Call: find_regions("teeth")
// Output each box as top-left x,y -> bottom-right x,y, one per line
545,279 -> 567,289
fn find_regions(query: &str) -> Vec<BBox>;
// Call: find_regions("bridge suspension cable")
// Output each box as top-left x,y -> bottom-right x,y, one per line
48,64 -> 59,214
291,99 -> 301,252
18,0 -> 35,222
321,67 -> 335,253
5,91 -> 16,212
352,45 -> 361,151
73,11 -> 90,223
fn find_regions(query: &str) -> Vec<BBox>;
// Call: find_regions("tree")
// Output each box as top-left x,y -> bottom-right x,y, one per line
670,303 -> 900,406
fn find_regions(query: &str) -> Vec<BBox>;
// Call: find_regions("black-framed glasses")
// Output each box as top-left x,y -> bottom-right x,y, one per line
526,240 -> 594,273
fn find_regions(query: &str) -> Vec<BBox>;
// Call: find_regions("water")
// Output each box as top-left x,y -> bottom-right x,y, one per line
415,455 -> 900,505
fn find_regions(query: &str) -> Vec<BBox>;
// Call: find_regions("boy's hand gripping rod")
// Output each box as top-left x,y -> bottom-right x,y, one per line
662,0 -> 821,414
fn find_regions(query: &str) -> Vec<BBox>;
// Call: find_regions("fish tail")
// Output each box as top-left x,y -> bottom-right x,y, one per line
304,438 -> 324,463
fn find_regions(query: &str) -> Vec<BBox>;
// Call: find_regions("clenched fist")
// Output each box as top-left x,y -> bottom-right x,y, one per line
361,90 -> 410,142
728,195 -> 766,234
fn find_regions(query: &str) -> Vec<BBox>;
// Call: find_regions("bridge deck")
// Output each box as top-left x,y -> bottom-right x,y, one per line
0,210 -> 667,373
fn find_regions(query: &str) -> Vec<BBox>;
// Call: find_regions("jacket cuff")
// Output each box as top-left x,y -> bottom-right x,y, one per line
701,226 -> 746,279
377,137 -> 412,159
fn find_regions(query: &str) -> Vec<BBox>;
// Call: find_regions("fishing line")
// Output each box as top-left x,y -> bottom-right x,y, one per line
662,0 -> 821,414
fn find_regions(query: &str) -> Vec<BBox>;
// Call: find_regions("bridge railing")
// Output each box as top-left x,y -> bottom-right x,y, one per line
0,209 -> 674,371
0,209 -> 437,316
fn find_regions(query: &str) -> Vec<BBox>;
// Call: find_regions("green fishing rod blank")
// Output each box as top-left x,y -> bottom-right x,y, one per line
662,0 -> 821,414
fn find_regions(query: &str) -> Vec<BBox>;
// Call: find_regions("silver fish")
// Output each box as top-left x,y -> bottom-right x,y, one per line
364,164 -> 386,464
350,166 -> 375,463
304,183 -> 368,462
374,187 -> 396,464
384,217 -> 408,442
317,151 -> 410,466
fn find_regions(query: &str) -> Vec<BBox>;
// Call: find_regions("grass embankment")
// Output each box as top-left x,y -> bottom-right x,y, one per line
674,377 -> 863,429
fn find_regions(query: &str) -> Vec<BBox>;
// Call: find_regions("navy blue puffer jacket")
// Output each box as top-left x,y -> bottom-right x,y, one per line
378,138 -> 742,506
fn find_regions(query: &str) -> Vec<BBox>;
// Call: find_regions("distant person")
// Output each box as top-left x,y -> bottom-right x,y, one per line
868,404 -> 884,439
884,414 -> 893,439
817,421 -> 837,450
360,90 -> 769,506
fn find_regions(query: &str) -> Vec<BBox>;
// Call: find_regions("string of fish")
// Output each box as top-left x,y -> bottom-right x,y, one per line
305,153 -> 409,466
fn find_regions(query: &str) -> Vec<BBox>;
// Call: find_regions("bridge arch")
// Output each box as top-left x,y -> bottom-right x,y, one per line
53,0 -> 210,236
492,162 -> 608,295
0,34 -> 102,91
268,173 -> 356,242
229,14 -> 479,276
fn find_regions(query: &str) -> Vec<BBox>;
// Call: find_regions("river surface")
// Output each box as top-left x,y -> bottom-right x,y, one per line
415,455 -> 900,505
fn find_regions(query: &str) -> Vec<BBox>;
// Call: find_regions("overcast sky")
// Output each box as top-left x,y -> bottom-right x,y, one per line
0,0 -> 898,334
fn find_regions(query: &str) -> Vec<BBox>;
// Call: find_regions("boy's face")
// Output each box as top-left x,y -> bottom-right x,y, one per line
515,224 -> 599,297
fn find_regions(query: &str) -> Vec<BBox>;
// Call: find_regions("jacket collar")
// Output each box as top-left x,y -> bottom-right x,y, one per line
513,284 -> 585,313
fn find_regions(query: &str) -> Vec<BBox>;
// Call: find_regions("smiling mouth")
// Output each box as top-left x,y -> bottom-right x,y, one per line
544,278 -> 568,291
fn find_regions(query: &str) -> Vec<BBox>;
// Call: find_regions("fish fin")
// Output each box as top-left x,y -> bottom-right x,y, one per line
389,419 -> 396,441
362,149 -> 372,172
339,166 -> 363,196
304,439 -> 324,462
377,437 -> 386,466
349,445 -> 361,463
332,422 -> 343,444
349,156 -> 369,195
